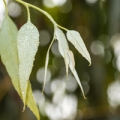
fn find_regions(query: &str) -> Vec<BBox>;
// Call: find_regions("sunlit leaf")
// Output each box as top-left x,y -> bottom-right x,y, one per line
17,21 -> 39,108
0,14 -> 40,120
43,29 -> 55,93
26,82 -> 40,120
42,48 -> 50,93
55,27 -> 69,49
55,27 -> 69,75
0,15 -> 20,98
67,30 -> 91,65
59,44 -> 86,98
55,27 -> 86,98
68,50 -> 86,99
69,50 -> 75,67
59,43 -> 69,76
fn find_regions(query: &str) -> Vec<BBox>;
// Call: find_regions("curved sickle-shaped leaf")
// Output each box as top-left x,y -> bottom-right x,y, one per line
68,50 -> 86,99
59,44 -> 86,99
0,15 -> 40,120
17,21 -> 39,109
67,30 -> 91,65
42,48 -> 50,93
58,43 -> 69,76
43,36 -> 55,93
55,27 -> 69,75
55,27 -> 86,98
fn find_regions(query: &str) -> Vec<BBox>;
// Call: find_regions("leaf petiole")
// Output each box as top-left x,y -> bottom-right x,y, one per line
16,0 -> 57,25
16,0 -> 69,32
57,24 -> 68,31
26,4 -> 30,21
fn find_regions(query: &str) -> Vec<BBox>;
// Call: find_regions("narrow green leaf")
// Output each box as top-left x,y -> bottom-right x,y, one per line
42,48 -> 50,93
69,50 -> 75,67
59,45 -> 86,98
58,43 -> 69,76
0,15 -> 20,96
17,21 -> 39,108
55,27 -> 86,98
67,30 -> 91,65
55,27 -> 69,49
55,27 -> 69,75
43,33 -> 55,93
0,15 -> 40,120
26,82 -> 40,120
68,50 -> 86,99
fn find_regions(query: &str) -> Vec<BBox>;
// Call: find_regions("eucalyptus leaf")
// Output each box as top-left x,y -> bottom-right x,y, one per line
0,14 -> 40,120
0,15 -> 20,98
55,27 -> 86,98
42,48 -> 50,93
68,50 -> 86,99
67,30 -> 91,65
59,43 -> 86,98
58,43 -> 69,76
17,21 -> 39,108
55,27 -> 69,49
43,33 -> 55,93
55,27 -> 69,75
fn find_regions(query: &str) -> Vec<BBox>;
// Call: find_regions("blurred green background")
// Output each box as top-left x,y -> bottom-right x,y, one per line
1,0 -> 120,120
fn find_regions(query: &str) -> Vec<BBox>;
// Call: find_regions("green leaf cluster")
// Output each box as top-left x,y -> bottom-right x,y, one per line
0,0 -> 91,120
0,14 -> 40,120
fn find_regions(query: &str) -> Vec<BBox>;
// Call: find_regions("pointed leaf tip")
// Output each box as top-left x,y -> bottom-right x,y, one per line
68,50 -> 86,99
0,15 -> 40,120
67,30 -> 91,65
17,21 -> 39,108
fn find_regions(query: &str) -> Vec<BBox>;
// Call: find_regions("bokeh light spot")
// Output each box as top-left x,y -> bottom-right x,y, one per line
33,90 -> 45,104
90,41 -> 104,56
107,80 -> 120,108
36,67 -> 51,83
64,74 -> 78,92
59,0 -> 72,13
8,2 -> 21,18
51,41 -> 61,57
86,0 -> 98,4
43,0 -> 67,8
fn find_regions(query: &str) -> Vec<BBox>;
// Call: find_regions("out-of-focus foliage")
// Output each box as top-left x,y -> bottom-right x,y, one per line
0,0 -> 120,120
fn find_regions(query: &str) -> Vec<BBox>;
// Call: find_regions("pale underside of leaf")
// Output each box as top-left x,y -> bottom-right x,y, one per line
17,21 -> 39,108
55,27 -> 69,49
0,14 -> 40,120
67,30 -> 91,65
43,29 -> 55,93
55,27 -> 69,75
58,43 -> 69,76
69,50 -> 75,67
59,43 -> 86,99
68,51 -> 86,99
42,48 -> 50,94
55,27 -> 86,98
